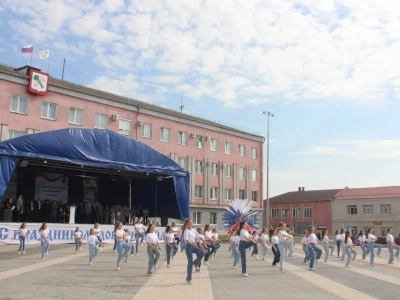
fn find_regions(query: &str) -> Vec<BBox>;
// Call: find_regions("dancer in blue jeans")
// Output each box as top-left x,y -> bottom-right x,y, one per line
86,228 -> 101,265
270,229 -> 279,266
367,227 -> 380,266
238,221 -> 258,277
182,218 -> 206,284
134,218 -> 145,256
115,222 -> 128,271
39,223 -> 51,259
277,222 -> 293,273
306,225 -> 323,271
14,223 -> 29,254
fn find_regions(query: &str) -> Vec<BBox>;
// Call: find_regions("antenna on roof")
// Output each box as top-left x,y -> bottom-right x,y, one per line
179,95 -> 184,113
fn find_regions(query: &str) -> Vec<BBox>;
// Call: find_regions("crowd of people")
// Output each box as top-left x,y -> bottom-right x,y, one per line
0,196 -> 151,225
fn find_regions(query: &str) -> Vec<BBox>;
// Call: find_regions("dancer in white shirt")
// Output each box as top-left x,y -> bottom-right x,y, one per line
74,227 -> 82,254
277,223 -> 293,273
238,221 -> 258,277
259,228 -> 270,261
39,223 -> 51,259
301,230 -> 309,264
334,230 -> 341,257
367,227 -> 380,266
86,228 -> 101,265
14,223 -> 29,254
93,223 -> 104,251
145,223 -> 161,276
115,222 -> 128,271
339,228 -> 346,261
357,230 -> 368,260
285,230 -> 295,259
134,218 -> 146,256
321,229 -> 335,262
230,229 -> 240,268
164,225 -> 178,268
122,228 -> 133,262
344,231 -> 357,268
306,225 -> 323,271
386,228 -> 400,264
212,228 -> 222,257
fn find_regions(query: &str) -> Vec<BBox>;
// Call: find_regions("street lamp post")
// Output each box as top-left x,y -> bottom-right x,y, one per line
263,110 -> 273,229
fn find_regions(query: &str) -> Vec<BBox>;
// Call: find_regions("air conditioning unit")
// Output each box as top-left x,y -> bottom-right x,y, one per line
111,114 -> 119,121
191,133 -> 197,138
137,121 -> 144,126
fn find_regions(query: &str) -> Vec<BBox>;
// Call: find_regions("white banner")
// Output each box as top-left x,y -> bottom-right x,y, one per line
35,172 -> 68,203
0,223 -> 166,245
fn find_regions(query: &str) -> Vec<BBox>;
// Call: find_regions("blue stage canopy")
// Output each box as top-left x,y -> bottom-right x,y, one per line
0,128 -> 190,219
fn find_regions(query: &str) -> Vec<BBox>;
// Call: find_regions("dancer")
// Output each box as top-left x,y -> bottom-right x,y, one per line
145,223 -> 161,276
230,229 -> 240,268
86,228 -> 101,265
321,229 -> 335,262
122,228 -> 133,262
259,227 -> 270,260
180,224 -> 186,252
212,228 -> 222,257
115,222 -> 127,271
39,223 -> 51,259
358,229 -> 368,260
301,230 -> 309,265
285,230 -> 295,259
196,227 -> 209,270
182,218 -> 205,284
270,228 -> 279,267
344,231 -> 357,268
93,223 -> 104,251
339,228 -> 346,261
113,222 -> 120,253
164,225 -> 178,268
367,227 -> 380,266
335,230 -> 341,257
134,218 -> 146,256
306,225 -> 323,271
14,222 -> 29,254
239,221 -> 258,277
203,224 -> 216,265
251,230 -> 260,260
74,227 -> 82,254
386,228 -> 399,264
277,222 -> 293,273
171,222 -> 181,245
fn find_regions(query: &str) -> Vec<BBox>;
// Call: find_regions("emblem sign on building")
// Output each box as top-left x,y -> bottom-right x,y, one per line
28,69 -> 49,95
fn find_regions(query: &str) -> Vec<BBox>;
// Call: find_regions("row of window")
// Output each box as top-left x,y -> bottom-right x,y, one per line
189,160 -> 257,180
271,207 -> 312,218
194,186 -> 258,201
10,96 -> 259,159
346,204 -> 392,215
192,211 -> 218,225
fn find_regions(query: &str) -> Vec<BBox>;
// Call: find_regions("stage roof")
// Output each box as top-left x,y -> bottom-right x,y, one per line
0,128 -> 190,219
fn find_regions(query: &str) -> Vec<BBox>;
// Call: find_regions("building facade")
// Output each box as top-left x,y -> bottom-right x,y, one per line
264,188 -> 342,233
0,64 -> 264,229
332,186 -> 400,237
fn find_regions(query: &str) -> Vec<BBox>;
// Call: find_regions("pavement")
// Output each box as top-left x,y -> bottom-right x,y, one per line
0,242 -> 399,300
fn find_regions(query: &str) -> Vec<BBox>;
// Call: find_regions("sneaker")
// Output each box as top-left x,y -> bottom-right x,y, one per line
370,264 -> 374,266
303,262 -> 308,265
186,280 -> 192,284
18,252 -> 21,254
75,251 -> 78,254
241,273 -> 249,277
136,253 -> 139,256
316,259 -> 319,263
205,261 -> 209,266
167,265 -> 171,268
146,272 -> 153,276
46,252 -> 49,255
345,265 -> 351,268
22,251 -> 26,254
232,266 -> 238,269
309,268 -> 315,271
116,267 -> 120,271
131,254 -> 134,257
79,247 -> 82,251
255,255 -> 259,260
196,266 -> 201,272
156,264 -> 159,269
279,267 -> 285,273
89,262 -> 93,265
389,262 -> 394,264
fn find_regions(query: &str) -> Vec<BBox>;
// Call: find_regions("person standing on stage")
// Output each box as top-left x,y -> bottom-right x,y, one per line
142,208 -> 149,226
16,195 -> 24,222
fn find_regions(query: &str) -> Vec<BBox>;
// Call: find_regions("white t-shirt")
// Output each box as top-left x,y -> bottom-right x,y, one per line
212,233 -> 218,241
172,227 -> 180,236
40,229 -> 49,239
308,233 -> 317,244
183,228 -> 200,243
322,235 -> 329,244
165,232 -> 175,243
301,237 -> 308,244
88,235 -> 98,245
386,233 -> 394,243
135,223 -> 145,233
204,230 -> 213,239
94,228 -> 102,236
115,229 -> 124,241
335,234 -> 340,241
278,230 -> 287,243
18,229 -> 27,237
367,233 -> 377,243
145,232 -> 158,244
240,229 -> 250,241
74,232 -> 82,239
197,233 -> 205,244
271,235 -> 278,244
358,235 -> 366,243
340,233 -> 345,242
346,238 -> 353,246
260,233 -> 269,243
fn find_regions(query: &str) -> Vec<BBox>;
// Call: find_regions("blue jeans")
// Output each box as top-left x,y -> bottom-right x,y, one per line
340,242 -> 346,260
360,242 -> 367,259
41,239 -> 50,259
204,242 -> 216,262
369,241 -> 375,264
272,244 -> 280,265
19,236 -> 25,252
214,242 -> 220,254
388,243 -> 400,263
374,243 -> 382,255
345,246 -> 352,266
308,243 -> 322,268
180,236 -> 186,252
147,245 -> 160,274
134,233 -> 144,254
251,244 -> 259,255
123,243 -> 132,260
336,240 -> 341,256
185,244 -> 204,282
232,245 -> 240,266
239,240 -> 255,274
89,244 -> 99,263
278,242 -> 286,268
166,243 -> 178,264
303,246 -> 309,263
116,240 -> 124,267
75,238 -> 82,252
260,243 -> 268,256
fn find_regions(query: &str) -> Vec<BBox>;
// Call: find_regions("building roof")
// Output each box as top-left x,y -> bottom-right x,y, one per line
334,186 -> 400,199
0,64 -> 264,141
268,189 -> 343,203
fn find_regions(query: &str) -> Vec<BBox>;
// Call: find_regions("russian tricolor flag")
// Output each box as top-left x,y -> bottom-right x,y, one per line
21,45 -> 33,54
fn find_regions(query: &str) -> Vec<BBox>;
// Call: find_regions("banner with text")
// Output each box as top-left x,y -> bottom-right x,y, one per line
0,223 -> 166,245
35,172 -> 68,203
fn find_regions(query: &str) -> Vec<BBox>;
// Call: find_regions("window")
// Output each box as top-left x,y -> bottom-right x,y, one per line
239,145 -> 245,157
251,191 -> 258,202
195,135 -> 203,148
194,186 -> 203,198
178,131 -> 188,145
178,157 -> 187,169
251,170 -> 257,181
69,108 -> 83,125
347,205 -> 358,215
211,163 -> 218,176
239,167 -> 246,179
210,139 -> 218,151
210,187 -> 218,200
282,209 -> 289,218
224,165 -> 232,177
209,212 -> 217,224
8,130 -> 25,139
118,119 -> 131,135
94,113 -> 108,129
160,127 -> 170,142
193,212 -> 201,224
304,207 -> 312,218
41,102 -> 57,120
225,188 -> 233,200
271,208 -> 279,218
225,142 -> 232,154
10,95 -> 28,114
27,129 -> 40,135
380,204 -> 392,215
292,208 -> 300,218
363,205 -> 373,215
251,147 -> 257,159
239,189 -> 246,200
195,160 -> 203,173
141,123 -> 152,138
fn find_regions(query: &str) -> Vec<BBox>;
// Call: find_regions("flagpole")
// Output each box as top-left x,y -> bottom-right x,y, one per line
47,57 -> 50,73
30,52 -> 33,67
62,58 -> 66,81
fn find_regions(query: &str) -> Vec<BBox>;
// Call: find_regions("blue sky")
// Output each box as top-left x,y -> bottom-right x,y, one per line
1,0 -> 400,197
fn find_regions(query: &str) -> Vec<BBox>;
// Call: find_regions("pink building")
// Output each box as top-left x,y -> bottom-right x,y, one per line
0,64 -> 264,229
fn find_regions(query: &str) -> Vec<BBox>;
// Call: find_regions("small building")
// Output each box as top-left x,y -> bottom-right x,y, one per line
332,186 -> 400,237
265,187 -> 342,234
